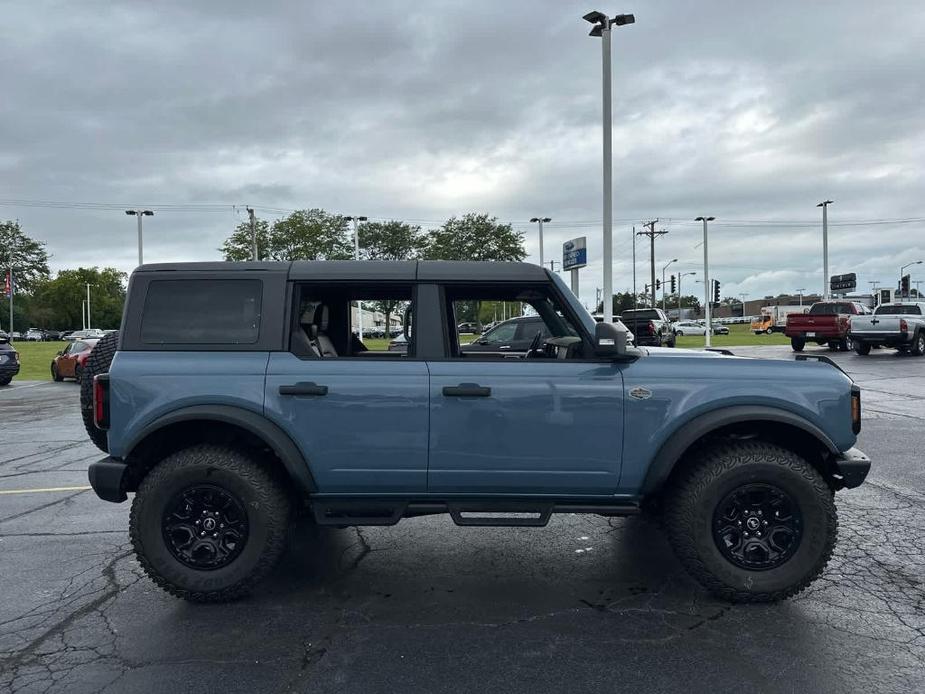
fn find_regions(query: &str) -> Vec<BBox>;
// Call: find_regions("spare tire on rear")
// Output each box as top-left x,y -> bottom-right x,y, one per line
80,330 -> 120,452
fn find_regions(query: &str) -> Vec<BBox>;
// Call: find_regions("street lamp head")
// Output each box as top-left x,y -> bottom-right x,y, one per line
694,216 -> 715,222
816,200 -> 834,207
671,258 -> 678,263
542,217 -> 551,223
142,210 -> 154,216
582,10 -> 607,23
530,217 -> 539,223
125,210 -> 136,216
612,13 -> 635,25
588,24 -> 603,37
359,216 -> 368,221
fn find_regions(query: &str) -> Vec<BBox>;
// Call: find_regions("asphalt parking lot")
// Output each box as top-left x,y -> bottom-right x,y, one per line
1,345 -> 923,693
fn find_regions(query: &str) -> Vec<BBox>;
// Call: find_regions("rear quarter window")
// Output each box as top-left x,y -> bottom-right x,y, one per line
141,279 -> 263,344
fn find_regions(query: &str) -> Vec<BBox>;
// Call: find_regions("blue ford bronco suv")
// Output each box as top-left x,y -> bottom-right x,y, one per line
85,261 -> 869,603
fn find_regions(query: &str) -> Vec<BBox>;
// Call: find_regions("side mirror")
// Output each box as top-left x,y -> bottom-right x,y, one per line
56,350 -> 63,356
594,321 -> 628,357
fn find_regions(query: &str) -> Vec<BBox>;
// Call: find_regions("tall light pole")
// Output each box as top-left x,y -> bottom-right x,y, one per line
125,210 -> 154,267
817,200 -> 832,299
86,283 -> 92,330
584,10 -> 635,324
530,217 -> 551,268
695,216 -> 715,347
739,293 -> 748,318
345,215 -> 368,336
678,271 -> 696,318
661,258 -> 677,312
900,260 -> 922,298
796,288 -> 806,306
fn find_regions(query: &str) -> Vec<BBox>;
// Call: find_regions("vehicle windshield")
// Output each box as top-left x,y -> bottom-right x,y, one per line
549,272 -> 595,335
875,304 -> 922,315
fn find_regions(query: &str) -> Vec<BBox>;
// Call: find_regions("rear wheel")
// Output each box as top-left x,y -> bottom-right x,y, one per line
51,362 -> 63,381
854,341 -> 871,355
790,337 -> 805,352
665,441 -> 837,603
0,376 -> 11,386
912,332 -> 925,356
129,444 -> 292,602
80,330 -> 119,452
765,327 -> 773,335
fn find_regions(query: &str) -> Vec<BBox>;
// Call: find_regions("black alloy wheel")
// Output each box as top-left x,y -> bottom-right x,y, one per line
712,482 -> 803,571
161,484 -> 249,570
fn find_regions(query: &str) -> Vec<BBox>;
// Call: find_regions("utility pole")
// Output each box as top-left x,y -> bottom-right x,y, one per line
695,216 -> 715,348
530,217 -> 551,268
548,260 -> 560,272
631,226 -> 637,312
584,11 -> 635,324
5,230 -> 13,337
817,200 -> 833,300
345,216 -> 368,337
124,210 -> 154,267
637,220 -> 666,308
796,288 -> 806,306
247,207 -> 257,261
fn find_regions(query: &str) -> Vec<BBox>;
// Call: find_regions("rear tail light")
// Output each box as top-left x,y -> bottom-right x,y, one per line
851,385 -> 861,434
93,374 -> 110,430
846,318 -> 852,332
647,320 -> 655,335
900,319 -> 908,332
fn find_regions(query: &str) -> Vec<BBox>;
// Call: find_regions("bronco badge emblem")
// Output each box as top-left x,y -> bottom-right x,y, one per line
629,386 -> 652,400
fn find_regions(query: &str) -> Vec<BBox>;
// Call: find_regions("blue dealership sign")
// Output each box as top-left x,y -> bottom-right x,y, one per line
562,237 -> 587,271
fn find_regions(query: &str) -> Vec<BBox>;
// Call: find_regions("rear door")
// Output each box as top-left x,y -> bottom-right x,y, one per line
263,281 -> 430,494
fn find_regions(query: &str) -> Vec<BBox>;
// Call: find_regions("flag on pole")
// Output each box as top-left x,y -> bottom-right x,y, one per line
4,272 -> 10,299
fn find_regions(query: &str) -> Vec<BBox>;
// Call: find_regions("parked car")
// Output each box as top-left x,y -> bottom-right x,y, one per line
712,323 -> 730,335
620,308 -> 674,347
848,302 -> 925,355
786,301 -> 870,352
51,338 -> 98,382
10,331 -> 22,340
86,260 -> 868,605
0,334 -> 20,385
25,328 -> 45,341
672,320 -> 709,336
457,322 -> 481,334
43,330 -> 64,341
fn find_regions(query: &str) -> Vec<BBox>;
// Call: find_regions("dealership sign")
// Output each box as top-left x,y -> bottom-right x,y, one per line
562,237 -> 587,271
830,272 -> 856,293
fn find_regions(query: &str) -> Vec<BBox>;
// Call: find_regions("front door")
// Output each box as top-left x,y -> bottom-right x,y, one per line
426,283 -> 625,496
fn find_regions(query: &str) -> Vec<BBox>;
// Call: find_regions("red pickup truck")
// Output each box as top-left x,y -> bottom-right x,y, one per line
785,301 -> 871,352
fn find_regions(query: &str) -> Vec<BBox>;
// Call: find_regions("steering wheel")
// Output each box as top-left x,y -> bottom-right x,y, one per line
524,330 -> 544,359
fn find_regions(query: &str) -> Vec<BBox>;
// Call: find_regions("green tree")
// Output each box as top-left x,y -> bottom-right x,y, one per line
0,220 -> 50,293
424,213 -> 526,262
220,209 -> 352,262
30,267 -> 127,330
358,220 -> 427,335
220,218 -> 272,261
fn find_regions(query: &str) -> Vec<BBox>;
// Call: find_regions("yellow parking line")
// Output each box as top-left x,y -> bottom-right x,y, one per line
0,485 -> 92,495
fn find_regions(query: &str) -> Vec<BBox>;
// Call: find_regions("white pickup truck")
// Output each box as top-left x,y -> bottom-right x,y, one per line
848,301 -> 925,355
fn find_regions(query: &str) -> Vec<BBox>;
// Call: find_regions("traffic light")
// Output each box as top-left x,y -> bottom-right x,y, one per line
712,279 -> 721,304
644,283 -> 649,294
655,279 -> 661,291
670,274 -> 676,294
901,274 -> 910,297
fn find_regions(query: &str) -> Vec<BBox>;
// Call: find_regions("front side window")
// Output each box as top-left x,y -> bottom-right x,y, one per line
141,280 -> 262,344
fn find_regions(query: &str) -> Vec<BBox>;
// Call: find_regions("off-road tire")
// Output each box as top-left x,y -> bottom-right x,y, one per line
790,337 -> 805,352
79,330 -> 119,452
665,441 -> 837,603
130,444 -> 291,602
854,341 -> 871,356
912,332 -> 925,356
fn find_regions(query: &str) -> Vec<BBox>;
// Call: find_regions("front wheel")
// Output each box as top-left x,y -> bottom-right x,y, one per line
0,376 -> 11,386
665,441 -> 837,603
790,337 -> 805,352
130,444 -> 292,602
51,363 -> 63,382
766,327 -> 773,335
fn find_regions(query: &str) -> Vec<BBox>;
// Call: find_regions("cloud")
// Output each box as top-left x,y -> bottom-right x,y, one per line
1,0 -> 924,307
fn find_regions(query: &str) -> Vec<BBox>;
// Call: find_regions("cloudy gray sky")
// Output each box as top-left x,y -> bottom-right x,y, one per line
2,0 -> 925,307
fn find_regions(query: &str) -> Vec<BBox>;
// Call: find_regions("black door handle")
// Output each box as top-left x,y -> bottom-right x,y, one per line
279,382 -> 328,396
443,383 -> 491,397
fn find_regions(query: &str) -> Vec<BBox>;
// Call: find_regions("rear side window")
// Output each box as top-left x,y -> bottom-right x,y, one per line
141,280 -> 262,344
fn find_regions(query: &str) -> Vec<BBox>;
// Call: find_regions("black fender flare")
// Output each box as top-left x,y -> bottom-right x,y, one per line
641,405 -> 839,495
122,405 -> 317,493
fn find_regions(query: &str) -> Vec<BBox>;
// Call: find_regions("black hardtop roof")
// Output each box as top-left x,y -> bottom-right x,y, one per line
135,260 -> 551,282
